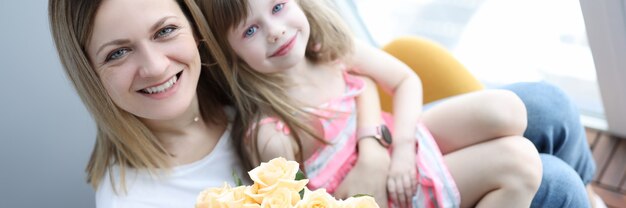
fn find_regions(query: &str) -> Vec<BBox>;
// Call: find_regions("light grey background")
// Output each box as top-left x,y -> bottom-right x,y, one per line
0,0 -> 96,207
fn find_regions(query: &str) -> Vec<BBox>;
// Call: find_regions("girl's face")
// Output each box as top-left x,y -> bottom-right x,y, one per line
87,0 -> 201,121
227,0 -> 310,74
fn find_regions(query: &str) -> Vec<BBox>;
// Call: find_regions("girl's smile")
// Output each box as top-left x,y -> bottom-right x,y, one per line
270,32 -> 299,58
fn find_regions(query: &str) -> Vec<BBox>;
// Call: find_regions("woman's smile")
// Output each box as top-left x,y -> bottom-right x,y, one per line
139,71 -> 182,100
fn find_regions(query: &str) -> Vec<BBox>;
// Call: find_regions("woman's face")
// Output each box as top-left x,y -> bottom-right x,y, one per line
87,0 -> 201,121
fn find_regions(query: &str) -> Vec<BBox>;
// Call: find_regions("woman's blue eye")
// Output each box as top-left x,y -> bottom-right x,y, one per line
244,26 -> 258,38
106,48 -> 130,62
154,26 -> 178,39
272,3 -> 284,14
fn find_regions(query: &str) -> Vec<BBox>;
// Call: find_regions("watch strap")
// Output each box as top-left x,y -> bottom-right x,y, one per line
356,125 -> 392,147
356,125 -> 380,140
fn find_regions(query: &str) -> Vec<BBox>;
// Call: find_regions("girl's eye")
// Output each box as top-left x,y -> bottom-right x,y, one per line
244,26 -> 258,38
272,3 -> 285,14
105,48 -> 130,62
154,26 -> 178,39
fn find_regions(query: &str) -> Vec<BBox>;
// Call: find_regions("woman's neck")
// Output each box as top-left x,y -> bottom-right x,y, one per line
141,96 -> 206,136
141,96 -> 227,166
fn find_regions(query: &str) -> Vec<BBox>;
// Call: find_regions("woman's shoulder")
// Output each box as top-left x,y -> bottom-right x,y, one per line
94,152 -> 249,207
94,166 -> 127,208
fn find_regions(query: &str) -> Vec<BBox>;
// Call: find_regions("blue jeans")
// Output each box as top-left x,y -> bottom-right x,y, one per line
503,82 -> 596,208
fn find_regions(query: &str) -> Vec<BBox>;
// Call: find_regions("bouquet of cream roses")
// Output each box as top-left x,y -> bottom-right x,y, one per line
196,157 -> 379,208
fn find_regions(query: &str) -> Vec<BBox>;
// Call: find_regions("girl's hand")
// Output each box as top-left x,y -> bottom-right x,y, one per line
387,143 -> 417,208
335,139 -> 390,208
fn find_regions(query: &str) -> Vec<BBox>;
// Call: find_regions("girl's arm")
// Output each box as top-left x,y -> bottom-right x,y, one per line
334,76 -> 390,207
347,40 -> 422,207
347,40 -> 422,145
253,124 -> 299,164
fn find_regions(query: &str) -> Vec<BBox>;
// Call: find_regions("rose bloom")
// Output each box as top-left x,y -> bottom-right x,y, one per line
196,183 -> 253,208
196,158 -> 380,208
296,188 -> 340,208
339,196 -> 380,208
248,157 -> 300,188
248,157 -> 308,199
260,187 -> 301,208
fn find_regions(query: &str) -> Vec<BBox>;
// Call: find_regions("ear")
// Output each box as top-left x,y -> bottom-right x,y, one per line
309,42 -> 322,52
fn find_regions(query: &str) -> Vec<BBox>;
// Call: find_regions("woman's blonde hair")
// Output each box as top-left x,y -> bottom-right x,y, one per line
195,0 -> 354,171
48,0 -> 232,191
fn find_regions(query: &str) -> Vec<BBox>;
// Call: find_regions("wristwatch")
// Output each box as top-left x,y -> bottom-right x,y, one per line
357,125 -> 393,147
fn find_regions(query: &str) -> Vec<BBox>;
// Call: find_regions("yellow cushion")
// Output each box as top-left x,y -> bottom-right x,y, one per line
379,36 -> 484,112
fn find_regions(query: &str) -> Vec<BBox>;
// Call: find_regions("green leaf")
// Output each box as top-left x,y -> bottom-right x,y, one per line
295,170 -> 306,181
232,169 -> 243,186
295,169 -> 307,199
299,188 -> 305,199
352,194 -> 373,198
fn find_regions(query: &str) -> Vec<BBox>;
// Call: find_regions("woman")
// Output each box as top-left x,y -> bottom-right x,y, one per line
49,0 -> 244,207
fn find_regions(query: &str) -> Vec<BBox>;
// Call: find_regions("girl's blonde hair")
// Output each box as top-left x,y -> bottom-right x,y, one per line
195,0 -> 354,170
48,0 -> 232,191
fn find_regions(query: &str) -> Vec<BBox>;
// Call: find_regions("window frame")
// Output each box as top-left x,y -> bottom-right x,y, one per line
580,0 -> 626,136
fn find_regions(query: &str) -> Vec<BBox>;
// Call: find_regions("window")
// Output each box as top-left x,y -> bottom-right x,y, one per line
341,0 -> 608,130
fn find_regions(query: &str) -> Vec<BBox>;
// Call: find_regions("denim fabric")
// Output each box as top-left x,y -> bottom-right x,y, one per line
531,154 -> 590,207
504,82 -> 596,208
424,81 -> 596,207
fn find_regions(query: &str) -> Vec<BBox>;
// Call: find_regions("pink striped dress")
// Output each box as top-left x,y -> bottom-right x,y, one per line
259,72 -> 461,208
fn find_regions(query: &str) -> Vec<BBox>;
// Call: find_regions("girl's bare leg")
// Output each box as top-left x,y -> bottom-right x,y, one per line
443,136 -> 542,208
422,89 -> 528,154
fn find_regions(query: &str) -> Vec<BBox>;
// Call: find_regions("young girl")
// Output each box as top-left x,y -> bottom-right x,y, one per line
197,0 -> 542,207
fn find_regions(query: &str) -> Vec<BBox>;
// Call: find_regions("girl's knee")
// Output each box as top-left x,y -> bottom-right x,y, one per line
498,137 -> 543,191
478,90 -> 528,135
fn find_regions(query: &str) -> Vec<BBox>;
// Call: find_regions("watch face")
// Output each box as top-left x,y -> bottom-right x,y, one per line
380,125 -> 392,146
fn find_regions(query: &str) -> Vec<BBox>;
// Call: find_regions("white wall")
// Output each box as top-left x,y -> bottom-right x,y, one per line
0,0 -> 96,207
